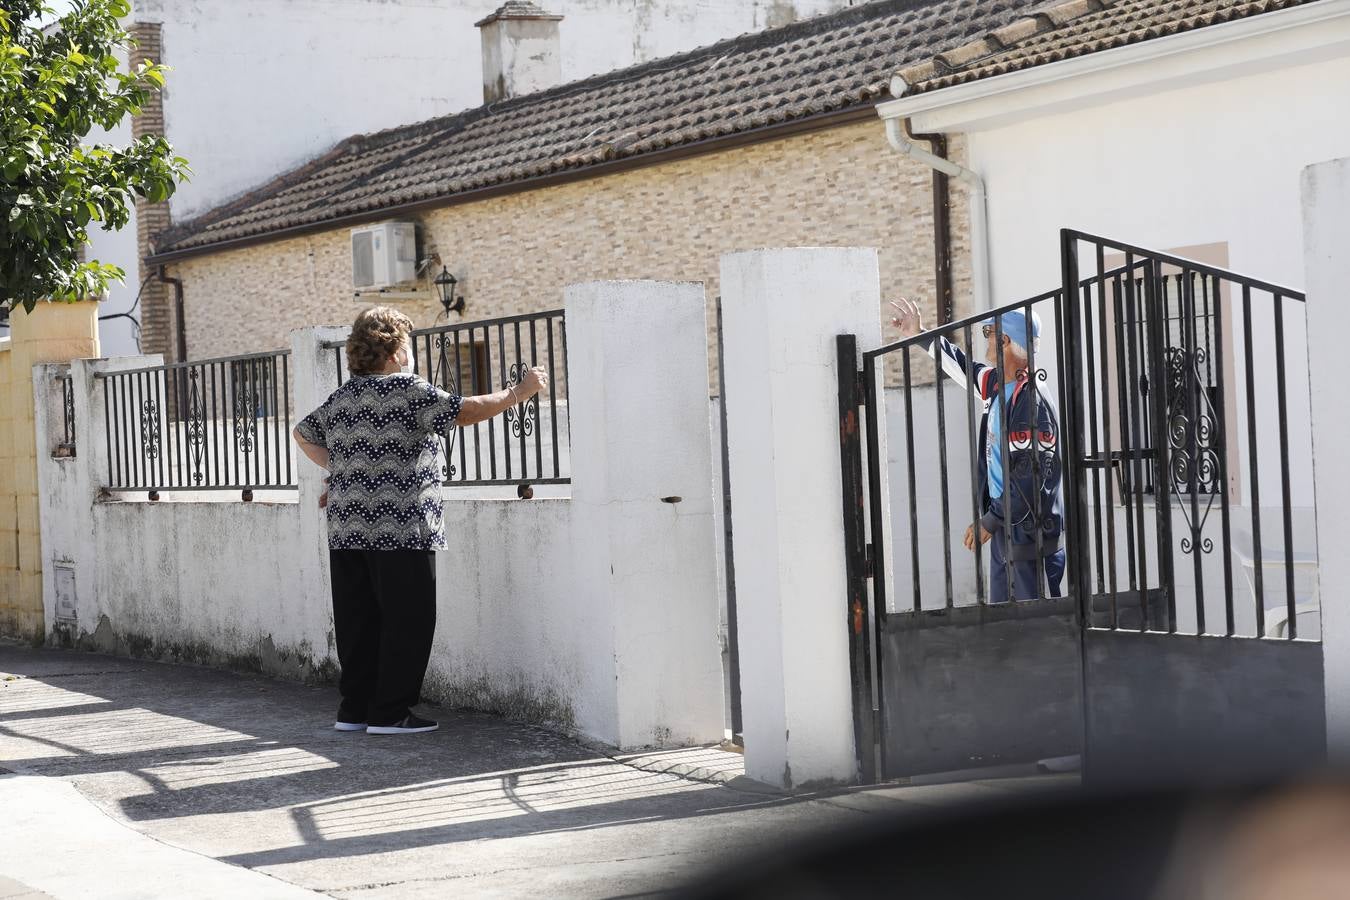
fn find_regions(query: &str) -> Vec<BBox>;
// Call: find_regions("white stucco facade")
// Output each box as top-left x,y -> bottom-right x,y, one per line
84,45 -> 140,359
132,0 -> 850,223
83,0 -> 847,357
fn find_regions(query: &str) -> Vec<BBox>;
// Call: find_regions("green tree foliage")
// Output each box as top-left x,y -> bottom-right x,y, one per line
1,0 -> 188,313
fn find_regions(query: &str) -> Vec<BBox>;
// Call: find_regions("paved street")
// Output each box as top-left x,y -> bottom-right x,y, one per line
0,644 -> 1072,898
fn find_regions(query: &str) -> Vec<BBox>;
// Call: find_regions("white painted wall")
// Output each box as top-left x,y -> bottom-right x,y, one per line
83,44 -> 141,359
1303,155 -> 1350,761
877,38 -> 1350,614
959,54 -> 1350,515
83,0 -> 847,357
34,287 -> 724,750
135,0 -> 850,222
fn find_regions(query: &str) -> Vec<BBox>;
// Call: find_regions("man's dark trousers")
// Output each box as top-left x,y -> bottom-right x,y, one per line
988,532 -> 1066,604
329,549 -> 437,726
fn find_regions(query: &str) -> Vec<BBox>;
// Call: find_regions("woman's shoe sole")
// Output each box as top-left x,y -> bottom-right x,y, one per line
367,723 -> 439,735
334,721 -> 367,732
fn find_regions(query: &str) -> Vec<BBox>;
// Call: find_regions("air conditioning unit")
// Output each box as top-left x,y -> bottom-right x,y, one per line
350,222 -> 417,290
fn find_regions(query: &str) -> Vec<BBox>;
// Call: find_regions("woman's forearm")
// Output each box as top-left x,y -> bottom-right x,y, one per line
456,385 -> 526,427
292,430 -> 330,470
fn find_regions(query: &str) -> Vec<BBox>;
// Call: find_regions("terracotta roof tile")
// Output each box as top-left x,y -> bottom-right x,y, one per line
895,0 -> 1325,95
155,0 -> 1041,256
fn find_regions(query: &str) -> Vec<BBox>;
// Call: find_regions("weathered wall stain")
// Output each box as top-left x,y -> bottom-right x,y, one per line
49,614 -> 587,736
53,614 -> 339,684
422,670 -> 579,736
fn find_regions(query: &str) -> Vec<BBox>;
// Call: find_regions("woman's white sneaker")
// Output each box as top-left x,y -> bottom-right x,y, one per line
367,713 -> 438,735
334,720 -> 367,732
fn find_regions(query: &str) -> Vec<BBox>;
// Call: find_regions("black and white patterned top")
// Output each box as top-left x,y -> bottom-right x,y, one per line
296,374 -> 462,551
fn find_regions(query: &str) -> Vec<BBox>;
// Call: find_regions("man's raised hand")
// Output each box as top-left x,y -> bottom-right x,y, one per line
889,297 -> 923,339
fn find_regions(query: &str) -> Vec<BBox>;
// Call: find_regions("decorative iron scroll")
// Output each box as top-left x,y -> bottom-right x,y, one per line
234,384 -> 258,455
185,369 -> 207,484
1164,346 -> 1221,555
505,362 -> 537,439
61,376 -> 76,448
141,399 -> 160,460
430,334 -> 461,481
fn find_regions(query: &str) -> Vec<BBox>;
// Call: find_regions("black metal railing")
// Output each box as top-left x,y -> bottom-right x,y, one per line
56,371 -> 76,457
97,350 -> 295,498
1063,232 -> 1314,642
324,309 -> 570,487
868,234 -> 1314,642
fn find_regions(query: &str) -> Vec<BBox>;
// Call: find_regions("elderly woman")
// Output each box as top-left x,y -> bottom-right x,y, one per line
293,307 -> 546,735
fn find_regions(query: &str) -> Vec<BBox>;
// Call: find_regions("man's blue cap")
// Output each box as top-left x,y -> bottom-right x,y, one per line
984,308 -> 1041,348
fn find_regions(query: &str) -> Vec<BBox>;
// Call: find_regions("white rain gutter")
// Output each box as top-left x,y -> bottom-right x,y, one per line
881,114 -> 993,312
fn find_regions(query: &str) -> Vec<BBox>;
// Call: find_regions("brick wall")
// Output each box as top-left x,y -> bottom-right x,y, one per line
128,21 -> 176,363
0,302 -> 100,641
168,120 -> 973,388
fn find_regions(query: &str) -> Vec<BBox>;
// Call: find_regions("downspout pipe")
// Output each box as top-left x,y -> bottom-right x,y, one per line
157,265 -> 187,364
882,115 -> 993,313
904,120 -> 953,325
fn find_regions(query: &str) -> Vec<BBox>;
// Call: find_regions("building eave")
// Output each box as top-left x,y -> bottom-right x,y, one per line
876,0 -> 1350,133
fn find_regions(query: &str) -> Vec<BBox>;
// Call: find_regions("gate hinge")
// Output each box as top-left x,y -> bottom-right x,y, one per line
864,543 -> 875,579
855,371 -> 867,408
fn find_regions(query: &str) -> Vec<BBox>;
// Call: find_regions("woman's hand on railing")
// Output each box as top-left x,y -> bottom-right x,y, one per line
889,297 -> 923,338
458,367 -> 552,427
516,366 -> 549,399
319,476 -> 330,509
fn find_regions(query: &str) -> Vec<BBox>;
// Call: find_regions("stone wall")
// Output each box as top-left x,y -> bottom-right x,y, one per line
166,121 -> 973,387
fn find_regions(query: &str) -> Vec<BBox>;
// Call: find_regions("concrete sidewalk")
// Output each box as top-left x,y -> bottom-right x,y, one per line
0,645 -> 1072,898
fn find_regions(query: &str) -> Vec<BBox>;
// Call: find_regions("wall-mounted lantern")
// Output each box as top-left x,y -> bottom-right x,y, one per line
434,267 -> 463,316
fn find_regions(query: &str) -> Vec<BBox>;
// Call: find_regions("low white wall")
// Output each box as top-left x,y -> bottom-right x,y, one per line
35,285 -> 724,751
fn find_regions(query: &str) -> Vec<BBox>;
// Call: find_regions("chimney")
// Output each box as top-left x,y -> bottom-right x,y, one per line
475,2 -> 564,104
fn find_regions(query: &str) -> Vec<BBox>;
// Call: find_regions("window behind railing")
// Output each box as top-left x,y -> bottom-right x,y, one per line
1115,269 -> 1226,497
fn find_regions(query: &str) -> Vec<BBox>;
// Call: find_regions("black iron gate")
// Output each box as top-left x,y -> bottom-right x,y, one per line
839,230 -> 1325,785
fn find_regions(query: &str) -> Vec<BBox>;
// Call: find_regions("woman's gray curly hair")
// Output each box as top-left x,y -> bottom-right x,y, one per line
346,306 -> 413,376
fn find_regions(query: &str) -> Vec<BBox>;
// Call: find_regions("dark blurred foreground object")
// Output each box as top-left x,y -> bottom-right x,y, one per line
677,778 -> 1350,900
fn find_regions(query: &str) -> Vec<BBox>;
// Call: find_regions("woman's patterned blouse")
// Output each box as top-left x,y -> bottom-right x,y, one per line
296,374 -> 462,551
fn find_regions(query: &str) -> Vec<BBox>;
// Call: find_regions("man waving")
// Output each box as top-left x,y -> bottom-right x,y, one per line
891,298 -> 1065,603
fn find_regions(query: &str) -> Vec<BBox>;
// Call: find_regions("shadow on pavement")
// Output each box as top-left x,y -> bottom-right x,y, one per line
0,644 -> 820,873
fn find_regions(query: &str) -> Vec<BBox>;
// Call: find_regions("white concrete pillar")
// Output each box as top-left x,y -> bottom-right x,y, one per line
289,326 -> 349,656
566,280 -> 725,749
720,247 -> 883,788
36,355 -> 160,638
1302,158 -> 1350,762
